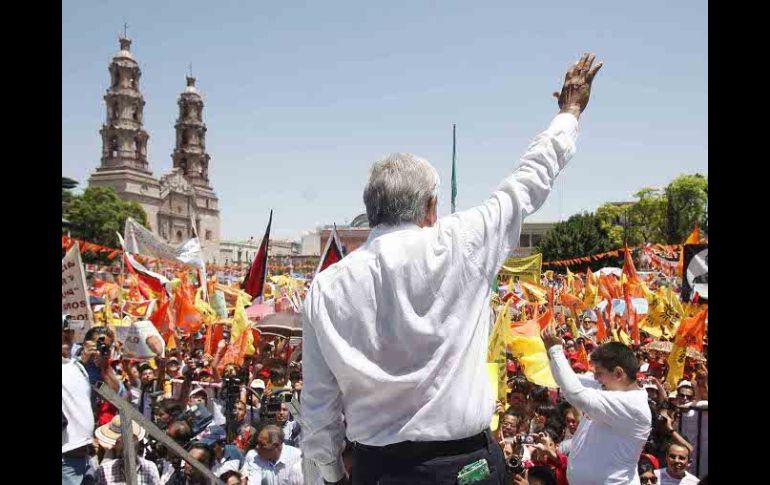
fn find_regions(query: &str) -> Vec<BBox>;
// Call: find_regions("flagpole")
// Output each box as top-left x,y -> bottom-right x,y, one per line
451,123 -> 457,214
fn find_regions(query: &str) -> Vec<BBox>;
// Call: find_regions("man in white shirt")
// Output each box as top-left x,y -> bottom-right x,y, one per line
63,326 -> 124,485
542,327 -> 652,485
302,53 -> 603,485
242,424 -> 302,485
655,443 -> 700,485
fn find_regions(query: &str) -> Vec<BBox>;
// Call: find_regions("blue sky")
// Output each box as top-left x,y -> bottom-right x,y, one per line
63,1 -> 707,241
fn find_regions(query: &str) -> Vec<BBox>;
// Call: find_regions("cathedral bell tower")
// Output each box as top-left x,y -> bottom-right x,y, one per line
172,75 -> 211,188
97,36 -> 150,173
88,35 -> 161,232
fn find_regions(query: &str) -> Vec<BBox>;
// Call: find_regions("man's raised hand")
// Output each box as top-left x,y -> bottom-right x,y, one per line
553,52 -> 603,119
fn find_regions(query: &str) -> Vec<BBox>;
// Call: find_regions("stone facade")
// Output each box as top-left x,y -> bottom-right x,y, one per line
88,36 -> 221,263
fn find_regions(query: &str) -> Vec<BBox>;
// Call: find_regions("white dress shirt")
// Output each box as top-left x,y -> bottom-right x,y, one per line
62,359 -> 94,453
242,445 -> 302,485
548,345 -> 651,485
302,113 -> 579,482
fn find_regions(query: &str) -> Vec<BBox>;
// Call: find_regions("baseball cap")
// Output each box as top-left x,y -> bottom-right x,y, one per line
677,380 -> 693,389
250,379 -> 266,390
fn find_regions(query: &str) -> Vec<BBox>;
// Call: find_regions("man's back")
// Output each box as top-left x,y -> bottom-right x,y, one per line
304,220 -> 497,446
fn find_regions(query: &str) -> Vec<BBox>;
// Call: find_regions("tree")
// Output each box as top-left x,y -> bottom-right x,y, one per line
596,188 -> 667,247
535,212 -> 615,271
665,174 -> 708,243
62,177 -> 79,216
67,186 -> 149,261
627,187 -> 667,243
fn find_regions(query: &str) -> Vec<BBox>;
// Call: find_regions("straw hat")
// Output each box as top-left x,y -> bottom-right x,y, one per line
94,415 -> 146,449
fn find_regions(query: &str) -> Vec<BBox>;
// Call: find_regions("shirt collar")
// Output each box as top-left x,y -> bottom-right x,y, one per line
367,222 -> 421,242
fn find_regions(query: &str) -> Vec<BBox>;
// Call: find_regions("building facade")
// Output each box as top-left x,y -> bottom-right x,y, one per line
302,214 -> 555,258
88,36 -> 221,263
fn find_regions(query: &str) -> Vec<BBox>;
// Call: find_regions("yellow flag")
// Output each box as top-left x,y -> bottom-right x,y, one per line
509,335 -> 558,388
231,294 -> 255,355
488,300 -> 513,362
194,288 -> 219,325
617,328 -> 632,346
665,344 -> 688,388
520,281 -> 547,304
566,268 -> 575,292
499,253 -> 542,285
582,269 -> 599,309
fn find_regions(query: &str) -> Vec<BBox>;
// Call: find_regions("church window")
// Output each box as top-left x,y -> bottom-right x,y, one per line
133,106 -> 140,121
112,102 -> 119,120
206,230 -> 212,241
176,230 -> 183,242
110,137 -> 118,158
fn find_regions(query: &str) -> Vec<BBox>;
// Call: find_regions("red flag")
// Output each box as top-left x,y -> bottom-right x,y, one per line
124,253 -> 169,296
243,210 -> 273,299
317,224 -> 345,274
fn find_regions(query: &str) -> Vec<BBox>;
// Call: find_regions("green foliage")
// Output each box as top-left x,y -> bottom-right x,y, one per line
62,177 -> 79,216
67,187 -> 149,262
535,212 -> 615,270
665,174 -> 708,243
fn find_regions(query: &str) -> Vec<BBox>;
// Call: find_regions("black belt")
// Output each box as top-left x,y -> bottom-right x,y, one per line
62,445 -> 90,458
354,429 -> 490,461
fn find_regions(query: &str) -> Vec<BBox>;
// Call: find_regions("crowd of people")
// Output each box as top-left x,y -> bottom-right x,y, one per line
62,267 -> 707,485
63,305 -> 318,485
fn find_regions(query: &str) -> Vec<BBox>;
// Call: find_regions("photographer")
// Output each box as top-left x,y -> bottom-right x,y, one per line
62,325 -> 124,485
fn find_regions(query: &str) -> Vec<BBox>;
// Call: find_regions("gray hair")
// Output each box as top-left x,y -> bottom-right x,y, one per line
363,153 -> 440,227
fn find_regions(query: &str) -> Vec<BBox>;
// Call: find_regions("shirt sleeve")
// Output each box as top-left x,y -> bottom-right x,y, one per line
450,113 -> 578,279
300,310 -> 347,483
548,345 -> 645,434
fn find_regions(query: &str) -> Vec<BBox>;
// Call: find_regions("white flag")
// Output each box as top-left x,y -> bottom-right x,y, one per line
124,217 -> 204,268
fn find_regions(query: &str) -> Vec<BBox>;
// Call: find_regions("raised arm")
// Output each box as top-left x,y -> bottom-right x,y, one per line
449,53 -> 603,278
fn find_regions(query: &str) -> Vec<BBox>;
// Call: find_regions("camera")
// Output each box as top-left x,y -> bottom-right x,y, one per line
513,434 -> 534,445
261,395 -> 284,420
96,336 -> 111,357
506,455 -> 525,476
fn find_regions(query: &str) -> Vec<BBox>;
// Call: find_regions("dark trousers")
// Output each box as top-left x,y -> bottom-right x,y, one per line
352,429 -> 506,485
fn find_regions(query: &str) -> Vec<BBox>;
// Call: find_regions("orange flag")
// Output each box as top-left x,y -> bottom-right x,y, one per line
596,306 -> 608,341
677,225 -> 701,276
622,246 -> 640,286
547,286 -> 555,309
559,292 -> 585,311
174,285 -> 203,334
149,292 -> 174,339
576,341 -> 590,367
674,307 -> 708,352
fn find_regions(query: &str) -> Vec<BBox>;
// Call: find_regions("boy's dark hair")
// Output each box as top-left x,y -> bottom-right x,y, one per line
527,465 -> 557,485
589,342 -> 639,381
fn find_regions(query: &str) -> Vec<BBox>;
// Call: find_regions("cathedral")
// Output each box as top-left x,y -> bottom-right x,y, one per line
88,35 -> 221,263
